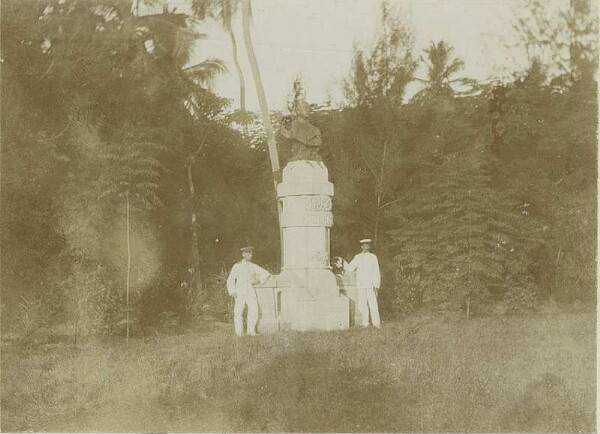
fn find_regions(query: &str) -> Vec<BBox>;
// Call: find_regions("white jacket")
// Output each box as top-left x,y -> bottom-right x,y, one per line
345,252 -> 381,289
226,260 -> 270,296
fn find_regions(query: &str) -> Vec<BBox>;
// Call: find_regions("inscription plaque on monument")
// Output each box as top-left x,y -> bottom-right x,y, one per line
281,210 -> 333,228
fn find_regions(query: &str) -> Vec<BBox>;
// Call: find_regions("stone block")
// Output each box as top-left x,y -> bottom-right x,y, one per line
335,272 -> 364,327
278,286 -> 349,331
281,227 -> 331,269
255,286 -> 279,333
278,181 -> 334,197
282,268 -> 338,293
312,296 -> 350,330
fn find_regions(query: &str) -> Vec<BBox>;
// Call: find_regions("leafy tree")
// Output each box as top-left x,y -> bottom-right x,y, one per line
387,102 -> 543,316
99,132 -> 166,342
412,40 -> 474,102
1,0 -> 83,332
491,61 -> 597,305
322,1 -> 417,257
343,0 -> 416,108
511,0 -> 598,86
1,0 -> 236,334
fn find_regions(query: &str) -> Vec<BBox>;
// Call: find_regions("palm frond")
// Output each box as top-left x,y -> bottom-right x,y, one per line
184,58 -> 227,85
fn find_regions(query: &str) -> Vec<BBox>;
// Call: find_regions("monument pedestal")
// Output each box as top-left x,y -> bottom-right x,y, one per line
335,271 -> 365,327
256,160 -> 350,332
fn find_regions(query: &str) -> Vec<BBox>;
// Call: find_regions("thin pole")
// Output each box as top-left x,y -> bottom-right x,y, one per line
241,0 -> 283,269
126,194 -> 131,343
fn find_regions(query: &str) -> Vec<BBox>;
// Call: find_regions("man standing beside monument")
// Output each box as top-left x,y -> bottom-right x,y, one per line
344,239 -> 382,328
226,246 -> 271,336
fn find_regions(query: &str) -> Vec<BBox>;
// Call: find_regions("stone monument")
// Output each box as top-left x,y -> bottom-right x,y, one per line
254,86 -> 350,332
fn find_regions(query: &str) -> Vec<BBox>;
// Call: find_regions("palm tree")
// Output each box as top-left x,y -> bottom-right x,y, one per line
413,40 -> 468,101
191,0 -> 249,129
240,0 -> 282,256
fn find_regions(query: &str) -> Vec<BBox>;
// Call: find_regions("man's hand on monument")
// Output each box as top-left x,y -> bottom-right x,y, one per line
261,274 -> 272,285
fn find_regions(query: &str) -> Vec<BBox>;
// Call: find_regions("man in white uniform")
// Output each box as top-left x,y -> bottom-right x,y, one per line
226,246 -> 271,336
344,239 -> 381,328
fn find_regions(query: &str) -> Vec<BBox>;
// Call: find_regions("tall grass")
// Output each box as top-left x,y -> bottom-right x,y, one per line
1,312 -> 595,432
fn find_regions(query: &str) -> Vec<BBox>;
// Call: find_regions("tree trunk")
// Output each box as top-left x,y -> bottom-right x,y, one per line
227,26 -> 249,136
126,193 -> 131,343
373,141 -> 388,247
241,0 -> 282,267
186,162 -> 203,317
241,0 -> 280,177
373,210 -> 381,248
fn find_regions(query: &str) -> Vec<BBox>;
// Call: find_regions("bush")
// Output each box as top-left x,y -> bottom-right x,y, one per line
203,267 -> 232,322
61,259 -> 121,336
390,271 -> 425,315
137,271 -> 182,330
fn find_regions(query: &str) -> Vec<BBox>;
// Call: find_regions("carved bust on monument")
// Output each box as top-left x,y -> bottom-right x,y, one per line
279,82 -> 323,161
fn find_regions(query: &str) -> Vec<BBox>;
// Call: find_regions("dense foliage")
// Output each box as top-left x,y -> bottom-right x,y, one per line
319,1 -> 596,317
1,0 -> 596,338
1,0 -> 276,335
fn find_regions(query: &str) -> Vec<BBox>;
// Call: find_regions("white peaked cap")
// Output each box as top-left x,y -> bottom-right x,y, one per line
359,239 -> 372,243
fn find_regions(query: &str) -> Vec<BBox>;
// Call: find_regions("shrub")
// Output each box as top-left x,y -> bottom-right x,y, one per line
61,259 -> 121,336
137,271 -> 182,330
391,270 -> 425,315
203,267 -> 232,322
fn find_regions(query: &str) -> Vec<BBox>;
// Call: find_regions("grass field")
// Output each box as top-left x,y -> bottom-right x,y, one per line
1,311 -> 595,432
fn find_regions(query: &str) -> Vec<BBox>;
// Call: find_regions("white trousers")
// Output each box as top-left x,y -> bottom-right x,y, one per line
233,289 -> 258,336
357,287 -> 381,328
